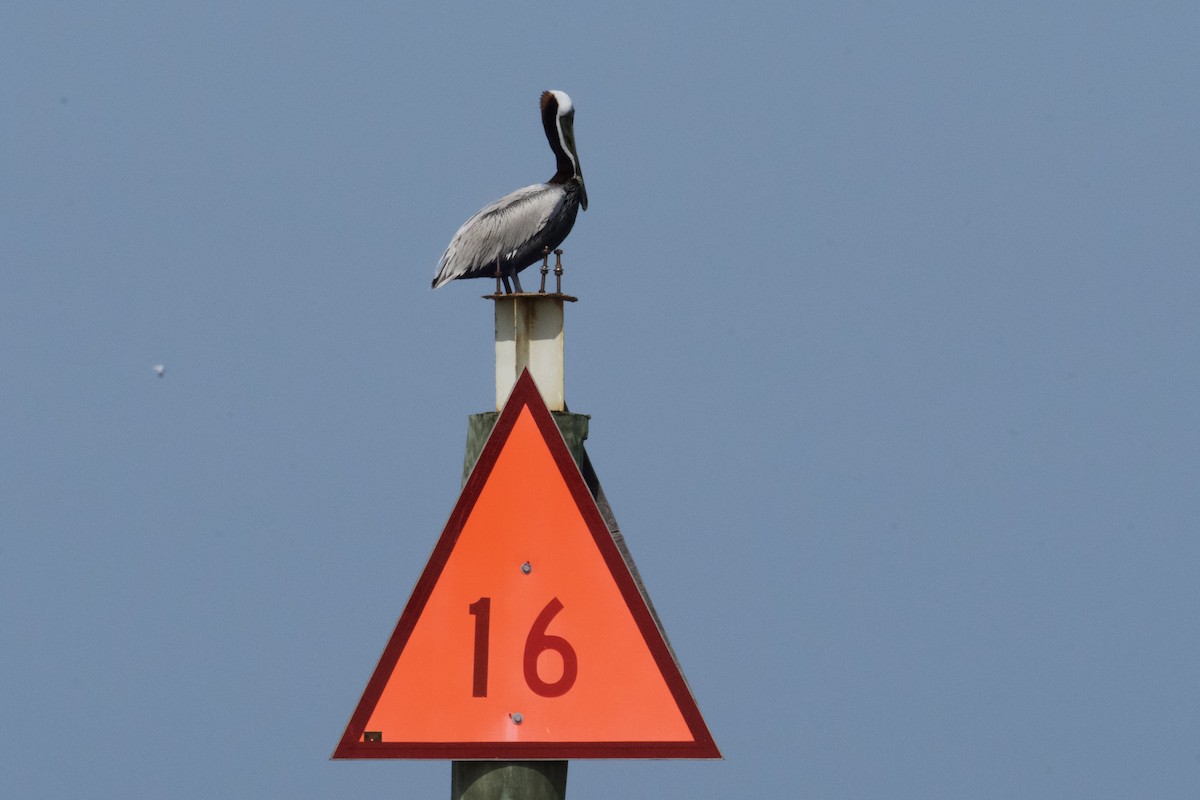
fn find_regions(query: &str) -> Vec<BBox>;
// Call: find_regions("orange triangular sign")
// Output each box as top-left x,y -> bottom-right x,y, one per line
334,369 -> 719,759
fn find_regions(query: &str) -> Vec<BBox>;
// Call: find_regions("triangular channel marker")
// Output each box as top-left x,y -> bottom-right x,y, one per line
334,369 -> 719,759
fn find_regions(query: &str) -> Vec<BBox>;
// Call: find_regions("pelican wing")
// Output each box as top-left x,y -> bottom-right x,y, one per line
432,184 -> 558,288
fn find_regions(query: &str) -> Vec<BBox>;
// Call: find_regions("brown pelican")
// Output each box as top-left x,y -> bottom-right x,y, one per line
431,90 -> 588,292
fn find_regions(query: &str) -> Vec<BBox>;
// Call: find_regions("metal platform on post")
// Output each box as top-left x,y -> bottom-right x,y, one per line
487,292 -> 577,412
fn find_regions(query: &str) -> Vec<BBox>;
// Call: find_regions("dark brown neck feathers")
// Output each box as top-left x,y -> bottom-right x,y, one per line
540,92 -> 575,184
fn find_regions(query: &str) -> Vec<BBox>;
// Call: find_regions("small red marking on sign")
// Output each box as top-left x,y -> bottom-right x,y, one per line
333,369 -> 719,759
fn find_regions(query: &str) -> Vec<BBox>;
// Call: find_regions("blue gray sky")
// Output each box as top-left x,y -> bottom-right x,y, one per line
3,3 -> 1198,798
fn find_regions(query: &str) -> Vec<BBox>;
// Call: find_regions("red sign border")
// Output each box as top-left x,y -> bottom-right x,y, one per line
333,369 -> 720,759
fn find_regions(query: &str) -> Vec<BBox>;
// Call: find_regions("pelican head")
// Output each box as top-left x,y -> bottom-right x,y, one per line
541,90 -> 587,211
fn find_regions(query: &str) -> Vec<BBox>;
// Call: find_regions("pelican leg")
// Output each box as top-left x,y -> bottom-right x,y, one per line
511,271 -> 524,294
502,275 -> 513,293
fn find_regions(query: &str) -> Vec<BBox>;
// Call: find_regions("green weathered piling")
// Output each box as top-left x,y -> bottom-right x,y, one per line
451,760 -> 568,800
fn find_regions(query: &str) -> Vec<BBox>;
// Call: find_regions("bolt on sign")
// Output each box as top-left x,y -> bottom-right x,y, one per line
333,370 -> 719,759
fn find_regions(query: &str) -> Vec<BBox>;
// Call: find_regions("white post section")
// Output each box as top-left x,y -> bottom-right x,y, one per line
494,295 -> 567,411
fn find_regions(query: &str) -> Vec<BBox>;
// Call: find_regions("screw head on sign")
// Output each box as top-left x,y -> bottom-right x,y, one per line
521,561 -> 532,574
511,712 -> 524,725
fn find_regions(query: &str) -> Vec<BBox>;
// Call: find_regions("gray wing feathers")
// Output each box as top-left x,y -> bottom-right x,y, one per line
433,184 -> 556,288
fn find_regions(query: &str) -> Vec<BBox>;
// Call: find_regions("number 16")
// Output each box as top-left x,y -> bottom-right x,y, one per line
468,596 -> 578,698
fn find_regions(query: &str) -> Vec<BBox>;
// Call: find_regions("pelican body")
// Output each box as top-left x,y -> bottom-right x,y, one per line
432,90 -> 588,292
